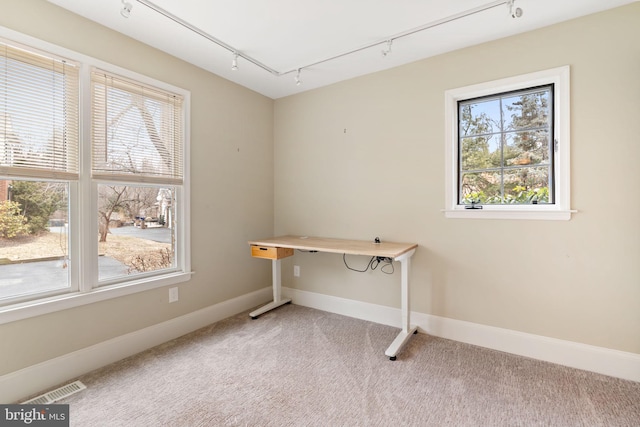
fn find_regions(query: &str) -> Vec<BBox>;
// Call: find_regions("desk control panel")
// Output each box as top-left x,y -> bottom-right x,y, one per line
251,245 -> 294,260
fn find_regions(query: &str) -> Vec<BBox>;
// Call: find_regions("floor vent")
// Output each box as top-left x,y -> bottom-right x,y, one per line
22,380 -> 86,404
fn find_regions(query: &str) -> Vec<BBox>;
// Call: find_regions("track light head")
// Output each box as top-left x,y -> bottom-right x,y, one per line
121,0 -> 133,18
381,40 -> 393,57
295,69 -> 302,86
508,0 -> 523,19
231,53 -> 239,71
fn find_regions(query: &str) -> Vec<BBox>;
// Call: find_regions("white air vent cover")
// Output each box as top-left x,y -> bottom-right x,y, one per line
22,380 -> 86,404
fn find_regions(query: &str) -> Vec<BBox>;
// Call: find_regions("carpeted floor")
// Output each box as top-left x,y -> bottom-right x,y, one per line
57,304 -> 640,426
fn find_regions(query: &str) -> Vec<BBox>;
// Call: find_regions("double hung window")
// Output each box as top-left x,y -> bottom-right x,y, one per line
91,70 -> 184,284
0,40 -> 78,302
0,31 -> 190,322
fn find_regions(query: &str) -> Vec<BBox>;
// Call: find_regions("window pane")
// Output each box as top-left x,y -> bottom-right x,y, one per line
459,99 -> 499,137
460,134 -> 500,171
504,130 -> 551,167
91,71 -> 183,184
460,171 -> 501,203
0,41 -> 79,179
503,89 -> 550,132
503,167 -> 551,204
97,184 -> 175,283
0,179 -> 70,303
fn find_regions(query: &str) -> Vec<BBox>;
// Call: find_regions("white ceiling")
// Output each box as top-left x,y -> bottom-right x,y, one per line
47,0 -> 634,99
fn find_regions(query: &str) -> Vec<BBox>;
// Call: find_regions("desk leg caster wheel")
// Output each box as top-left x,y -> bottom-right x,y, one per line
389,356 -> 397,361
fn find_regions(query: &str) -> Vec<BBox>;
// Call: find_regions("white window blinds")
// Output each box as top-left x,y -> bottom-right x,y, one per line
0,40 -> 79,180
91,70 -> 184,185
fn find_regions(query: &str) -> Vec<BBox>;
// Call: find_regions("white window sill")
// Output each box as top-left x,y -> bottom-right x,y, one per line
0,271 -> 193,325
442,208 -> 577,221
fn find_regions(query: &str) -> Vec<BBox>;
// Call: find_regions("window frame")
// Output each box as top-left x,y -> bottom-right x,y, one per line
444,66 -> 573,220
0,26 -> 191,324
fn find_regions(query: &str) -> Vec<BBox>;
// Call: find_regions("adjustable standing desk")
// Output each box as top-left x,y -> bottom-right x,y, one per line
248,235 -> 418,360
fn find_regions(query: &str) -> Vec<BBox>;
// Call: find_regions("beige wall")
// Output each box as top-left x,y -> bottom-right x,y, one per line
274,4 -> 640,354
0,0 -> 274,374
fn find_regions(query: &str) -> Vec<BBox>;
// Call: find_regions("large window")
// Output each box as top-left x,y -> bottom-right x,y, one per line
444,66 -> 573,220
91,70 -> 183,285
0,31 -> 190,322
0,39 -> 78,305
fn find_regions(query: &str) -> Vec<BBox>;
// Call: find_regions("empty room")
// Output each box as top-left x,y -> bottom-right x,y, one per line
0,0 -> 639,425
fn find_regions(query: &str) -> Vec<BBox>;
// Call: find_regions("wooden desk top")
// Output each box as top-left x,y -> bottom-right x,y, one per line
248,235 -> 417,259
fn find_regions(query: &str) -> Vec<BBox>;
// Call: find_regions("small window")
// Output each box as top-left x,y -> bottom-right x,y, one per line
444,66 -> 573,220
458,85 -> 553,206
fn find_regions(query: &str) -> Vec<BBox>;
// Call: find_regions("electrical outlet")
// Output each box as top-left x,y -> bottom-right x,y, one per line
293,265 -> 300,277
169,287 -> 179,303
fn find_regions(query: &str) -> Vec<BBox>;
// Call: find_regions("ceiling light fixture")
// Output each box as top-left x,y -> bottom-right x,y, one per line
231,53 -> 239,71
129,0 -> 522,83
295,69 -> 302,86
381,40 -> 393,57
120,0 -> 133,18
508,0 -> 523,18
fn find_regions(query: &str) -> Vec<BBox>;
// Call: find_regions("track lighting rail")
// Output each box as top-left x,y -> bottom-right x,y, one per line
135,0 -> 279,75
128,0 -> 520,82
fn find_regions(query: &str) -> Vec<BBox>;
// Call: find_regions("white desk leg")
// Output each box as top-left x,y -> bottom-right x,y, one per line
249,258 -> 292,319
385,249 -> 418,360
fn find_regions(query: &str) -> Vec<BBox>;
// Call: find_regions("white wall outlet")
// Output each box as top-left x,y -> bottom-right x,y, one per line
169,287 -> 179,303
293,265 -> 300,277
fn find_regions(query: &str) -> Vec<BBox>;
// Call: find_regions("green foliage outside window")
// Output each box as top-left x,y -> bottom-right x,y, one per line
462,186 -> 549,205
0,200 -> 29,238
9,181 -> 66,234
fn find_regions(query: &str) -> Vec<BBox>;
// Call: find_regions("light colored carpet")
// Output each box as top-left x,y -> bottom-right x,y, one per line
57,304 -> 639,426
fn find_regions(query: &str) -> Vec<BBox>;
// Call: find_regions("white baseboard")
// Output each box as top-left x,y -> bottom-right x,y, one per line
0,287 -> 272,404
3,285 -> 637,404
284,287 -> 640,383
